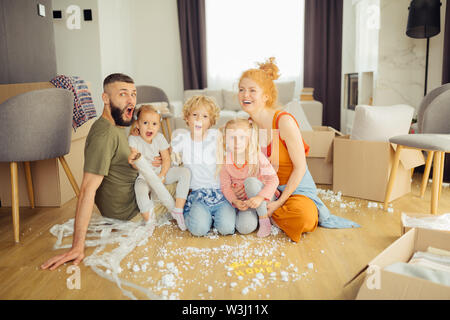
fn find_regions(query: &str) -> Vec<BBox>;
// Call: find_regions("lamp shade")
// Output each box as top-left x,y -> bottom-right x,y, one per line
406,0 -> 441,38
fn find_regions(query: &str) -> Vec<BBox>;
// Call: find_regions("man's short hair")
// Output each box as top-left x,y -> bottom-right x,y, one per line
103,73 -> 134,89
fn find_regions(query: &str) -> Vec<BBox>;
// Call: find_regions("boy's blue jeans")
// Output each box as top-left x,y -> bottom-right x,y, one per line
184,199 -> 236,236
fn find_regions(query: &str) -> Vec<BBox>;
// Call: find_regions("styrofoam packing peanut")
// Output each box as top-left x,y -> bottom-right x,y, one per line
50,213 -> 309,300
252,278 -> 262,287
255,273 -> 264,280
160,274 -> 176,288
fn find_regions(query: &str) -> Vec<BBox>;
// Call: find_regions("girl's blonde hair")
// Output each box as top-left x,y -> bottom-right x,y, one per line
216,118 -> 260,177
129,104 -> 161,136
239,57 -> 281,109
182,95 -> 221,127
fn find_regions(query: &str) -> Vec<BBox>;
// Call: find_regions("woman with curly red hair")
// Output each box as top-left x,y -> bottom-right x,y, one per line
235,57 -> 359,242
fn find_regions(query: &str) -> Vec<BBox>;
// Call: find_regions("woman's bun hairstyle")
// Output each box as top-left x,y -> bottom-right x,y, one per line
258,57 -> 280,81
239,57 -> 280,108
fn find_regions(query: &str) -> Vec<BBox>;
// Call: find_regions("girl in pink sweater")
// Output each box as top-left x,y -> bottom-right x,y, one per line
218,119 -> 279,237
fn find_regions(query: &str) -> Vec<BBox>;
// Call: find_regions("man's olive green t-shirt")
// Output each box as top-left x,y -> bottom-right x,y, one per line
84,117 -> 139,220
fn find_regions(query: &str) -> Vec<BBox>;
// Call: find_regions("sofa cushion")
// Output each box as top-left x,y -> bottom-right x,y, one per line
184,89 -> 205,102
205,90 -> 224,109
275,81 -> 296,105
222,90 -> 241,111
183,89 -> 224,109
350,104 -> 414,142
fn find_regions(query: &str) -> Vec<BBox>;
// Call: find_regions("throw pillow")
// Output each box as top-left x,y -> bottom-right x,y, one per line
222,90 -> 242,111
184,89 -> 206,102
350,104 -> 414,142
285,101 -> 313,131
205,90 -> 224,109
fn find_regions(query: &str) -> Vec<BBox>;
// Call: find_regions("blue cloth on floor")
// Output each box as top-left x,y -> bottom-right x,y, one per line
278,166 -> 360,229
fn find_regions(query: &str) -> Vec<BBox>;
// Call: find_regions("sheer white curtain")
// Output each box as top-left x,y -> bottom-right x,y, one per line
205,0 -> 304,96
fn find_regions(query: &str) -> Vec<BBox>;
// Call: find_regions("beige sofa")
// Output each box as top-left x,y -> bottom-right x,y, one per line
171,81 -> 323,129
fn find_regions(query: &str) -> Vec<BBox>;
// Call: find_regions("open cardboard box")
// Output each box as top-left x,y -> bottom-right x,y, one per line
401,212 -> 450,235
301,126 -> 343,185
333,135 -> 425,202
353,227 -> 450,299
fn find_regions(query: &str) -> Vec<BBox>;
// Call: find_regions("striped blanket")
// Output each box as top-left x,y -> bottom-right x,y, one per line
50,75 -> 97,130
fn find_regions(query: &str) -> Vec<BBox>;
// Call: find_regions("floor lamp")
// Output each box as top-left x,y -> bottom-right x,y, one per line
406,0 -> 441,96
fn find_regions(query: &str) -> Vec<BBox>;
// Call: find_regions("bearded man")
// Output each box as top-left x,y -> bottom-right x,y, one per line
41,73 -> 141,270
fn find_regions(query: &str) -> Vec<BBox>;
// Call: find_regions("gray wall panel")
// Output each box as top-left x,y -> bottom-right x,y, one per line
0,0 -> 57,84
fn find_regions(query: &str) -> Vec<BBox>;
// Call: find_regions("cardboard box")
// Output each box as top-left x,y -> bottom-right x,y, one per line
302,126 -> 342,185
355,228 -> 450,300
401,212 -> 450,235
333,135 -> 425,202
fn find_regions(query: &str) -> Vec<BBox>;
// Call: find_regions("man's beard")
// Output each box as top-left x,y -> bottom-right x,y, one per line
110,101 -> 133,127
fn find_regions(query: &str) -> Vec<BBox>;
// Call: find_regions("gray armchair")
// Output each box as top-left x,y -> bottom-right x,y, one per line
136,85 -> 173,141
384,84 -> 450,214
0,88 -> 80,242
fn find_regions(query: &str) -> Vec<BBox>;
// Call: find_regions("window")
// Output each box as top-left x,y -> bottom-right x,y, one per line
205,0 -> 304,96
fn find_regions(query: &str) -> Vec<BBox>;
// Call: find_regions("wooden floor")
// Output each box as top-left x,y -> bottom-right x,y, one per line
0,173 -> 449,300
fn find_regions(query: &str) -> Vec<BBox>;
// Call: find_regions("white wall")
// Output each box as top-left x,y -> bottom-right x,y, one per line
97,0 -> 135,80
52,0 -> 184,116
375,0 -> 446,109
52,0 -> 104,115
129,0 -> 184,102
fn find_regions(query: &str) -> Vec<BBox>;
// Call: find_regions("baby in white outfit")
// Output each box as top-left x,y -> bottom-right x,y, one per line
128,105 -> 190,231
